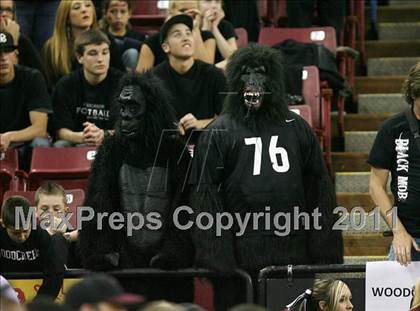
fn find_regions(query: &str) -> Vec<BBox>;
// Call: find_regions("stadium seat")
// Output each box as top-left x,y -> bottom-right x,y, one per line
301,66 -> 332,170
2,189 -> 85,229
289,105 -> 313,127
235,28 -> 248,49
28,147 -> 97,191
258,26 -> 337,53
0,149 -> 19,203
130,0 -> 167,35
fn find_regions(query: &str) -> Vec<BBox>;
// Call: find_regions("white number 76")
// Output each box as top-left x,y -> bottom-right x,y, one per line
244,136 -> 290,176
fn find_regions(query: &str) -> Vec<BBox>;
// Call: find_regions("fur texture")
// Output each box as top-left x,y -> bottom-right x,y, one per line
80,72 -> 193,271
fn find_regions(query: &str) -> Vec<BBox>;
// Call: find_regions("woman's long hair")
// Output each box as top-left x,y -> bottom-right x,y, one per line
44,0 -> 97,82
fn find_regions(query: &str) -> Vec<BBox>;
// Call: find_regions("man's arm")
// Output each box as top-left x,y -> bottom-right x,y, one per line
56,128 -> 84,144
369,166 -> 420,265
178,113 -> 217,135
0,111 -> 48,152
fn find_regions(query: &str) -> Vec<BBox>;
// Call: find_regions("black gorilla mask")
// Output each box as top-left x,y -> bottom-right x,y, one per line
118,85 -> 146,139
240,65 -> 267,110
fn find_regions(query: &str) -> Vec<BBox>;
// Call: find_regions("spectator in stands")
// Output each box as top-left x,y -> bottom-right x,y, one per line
136,0 -> 216,73
369,63 -> 420,266
228,304 -> 267,311
0,196 -> 64,301
35,182 -> 78,242
223,0 -> 259,42
142,301 -> 185,311
411,278 -> 420,311
286,279 -> 353,311
43,0 -> 97,86
199,0 -> 237,65
14,0 -> 60,52
64,274 -> 144,311
309,279 -> 353,311
152,15 -> 226,140
52,29 -> 122,147
0,0 -> 47,79
0,31 -> 51,170
100,0 -> 146,71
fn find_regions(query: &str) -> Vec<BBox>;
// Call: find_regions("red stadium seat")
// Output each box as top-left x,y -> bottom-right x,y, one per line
3,189 -> 85,229
130,0 -> 167,35
289,105 -> 313,127
301,66 -> 332,170
28,147 -> 97,191
235,28 -> 248,49
0,149 -> 19,203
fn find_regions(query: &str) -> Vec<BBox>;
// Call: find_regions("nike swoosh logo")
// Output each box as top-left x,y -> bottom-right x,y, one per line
285,119 -> 295,123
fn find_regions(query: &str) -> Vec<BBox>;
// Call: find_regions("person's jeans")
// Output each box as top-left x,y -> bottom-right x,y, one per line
388,237 -> 420,261
15,0 -> 60,51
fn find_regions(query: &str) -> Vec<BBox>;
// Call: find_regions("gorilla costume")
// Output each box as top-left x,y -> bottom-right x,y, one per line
190,45 -> 343,309
80,72 -> 193,301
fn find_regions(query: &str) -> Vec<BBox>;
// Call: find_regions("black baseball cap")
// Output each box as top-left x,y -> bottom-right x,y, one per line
0,32 -> 17,52
160,14 -> 193,44
64,274 -> 145,309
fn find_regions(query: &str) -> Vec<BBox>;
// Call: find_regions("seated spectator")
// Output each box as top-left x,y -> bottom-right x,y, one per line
0,0 -> 47,80
136,0 -> 216,73
100,0 -> 146,70
152,15 -> 226,141
43,0 -> 97,86
64,274 -> 144,311
0,31 -> 51,170
43,0 -> 124,87
228,304 -> 267,311
52,29 -> 122,147
0,196 -> 64,300
285,278 -> 353,311
199,0 -> 237,65
35,182 -> 80,268
142,301 -> 185,311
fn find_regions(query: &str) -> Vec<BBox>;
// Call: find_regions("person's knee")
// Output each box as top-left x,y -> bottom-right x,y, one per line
31,137 -> 50,148
53,140 -> 74,148
122,48 -> 139,70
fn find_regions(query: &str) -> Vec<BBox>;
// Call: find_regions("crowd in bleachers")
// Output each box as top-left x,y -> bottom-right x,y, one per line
2,1 -> 420,311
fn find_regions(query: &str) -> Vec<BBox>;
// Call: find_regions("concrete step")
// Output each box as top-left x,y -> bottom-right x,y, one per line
332,152 -> 369,172
337,192 -> 394,212
375,5 -> 420,22
341,210 -> 390,233
365,40 -> 420,58
368,57 -> 420,76
336,172 -> 371,193
355,76 -> 405,94
344,233 -> 392,256
379,22 -> 420,41
332,114 -> 390,138
344,131 -> 377,153
358,94 -> 406,113
344,256 -> 388,264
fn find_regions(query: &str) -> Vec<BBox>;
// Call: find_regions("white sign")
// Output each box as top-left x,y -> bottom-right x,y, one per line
366,261 -> 420,311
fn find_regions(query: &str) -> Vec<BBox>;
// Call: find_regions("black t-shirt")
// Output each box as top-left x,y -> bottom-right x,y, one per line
214,19 -> 237,63
145,30 -> 214,67
368,112 -> 420,237
152,60 -> 227,120
0,227 -> 64,298
0,65 -> 51,133
125,28 -> 147,42
18,35 -> 48,81
52,68 -> 122,132
190,112 -> 324,235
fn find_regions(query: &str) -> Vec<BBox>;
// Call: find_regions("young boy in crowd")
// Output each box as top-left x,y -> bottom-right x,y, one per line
35,182 -> 80,267
0,196 -> 64,300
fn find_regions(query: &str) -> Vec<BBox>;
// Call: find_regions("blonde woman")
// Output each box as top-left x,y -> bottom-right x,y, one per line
43,0 -> 96,86
136,0 -> 216,73
199,0 -> 237,65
